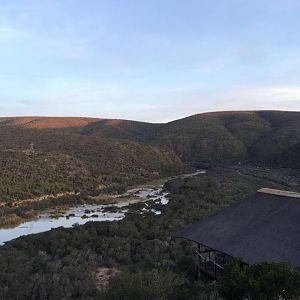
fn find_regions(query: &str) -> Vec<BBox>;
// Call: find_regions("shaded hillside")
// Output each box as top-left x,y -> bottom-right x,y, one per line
143,114 -> 247,163
278,143 -> 300,169
1,111 -> 299,170
253,111 -> 300,162
81,118 -> 160,140
141,111 -> 300,165
77,111 -> 300,166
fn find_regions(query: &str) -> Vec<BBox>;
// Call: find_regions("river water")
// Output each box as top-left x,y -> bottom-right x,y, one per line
0,170 -> 206,244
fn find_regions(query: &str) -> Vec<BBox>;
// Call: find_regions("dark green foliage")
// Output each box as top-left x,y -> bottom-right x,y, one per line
278,143 -> 300,169
1,170 -> 298,299
0,150 -> 97,202
100,269 -> 220,300
100,269 -> 183,300
219,260 -> 300,300
145,114 -> 247,163
138,111 -> 300,166
0,110 -> 300,204
0,126 -> 182,204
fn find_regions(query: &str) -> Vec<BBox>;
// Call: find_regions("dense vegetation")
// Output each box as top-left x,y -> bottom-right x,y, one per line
1,169 -> 299,299
78,110 -> 300,167
0,126 -> 182,204
279,143 -> 300,169
0,111 -> 299,204
144,111 -> 300,166
2,111 -> 300,169
0,112 -> 299,298
0,150 -> 96,202
219,261 -> 300,300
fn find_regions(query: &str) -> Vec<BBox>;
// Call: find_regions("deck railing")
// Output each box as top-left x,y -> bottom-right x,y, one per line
194,250 -> 224,279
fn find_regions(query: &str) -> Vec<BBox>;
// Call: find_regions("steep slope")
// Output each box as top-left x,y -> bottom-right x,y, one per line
253,111 -> 300,162
140,111 -> 300,165
143,114 -> 247,163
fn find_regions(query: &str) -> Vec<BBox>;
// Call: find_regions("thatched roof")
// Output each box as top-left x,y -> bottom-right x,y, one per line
177,188 -> 300,267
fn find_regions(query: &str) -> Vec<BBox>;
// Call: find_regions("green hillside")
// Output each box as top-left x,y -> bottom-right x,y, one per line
76,111 -> 300,166
143,115 -> 244,163
139,111 -> 300,166
0,126 -> 182,203
0,110 -> 299,204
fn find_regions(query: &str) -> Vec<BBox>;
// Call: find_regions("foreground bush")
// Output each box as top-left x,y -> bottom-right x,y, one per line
100,269 -> 182,300
219,261 -> 300,300
100,269 -> 220,300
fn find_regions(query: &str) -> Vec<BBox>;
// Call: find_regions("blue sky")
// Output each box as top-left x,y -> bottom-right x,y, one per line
0,0 -> 300,122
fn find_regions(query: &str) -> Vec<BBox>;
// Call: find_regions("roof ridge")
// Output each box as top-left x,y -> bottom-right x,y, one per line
258,188 -> 300,199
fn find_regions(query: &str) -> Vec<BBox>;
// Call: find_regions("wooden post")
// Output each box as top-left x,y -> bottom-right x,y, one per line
214,259 -> 217,278
198,243 -> 201,280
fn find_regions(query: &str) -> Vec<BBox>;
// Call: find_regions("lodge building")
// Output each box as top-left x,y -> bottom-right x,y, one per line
177,188 -> 300,279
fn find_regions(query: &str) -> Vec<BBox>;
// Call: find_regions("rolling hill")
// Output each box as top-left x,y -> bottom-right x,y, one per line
0,110 -> 299,203
141,110 -> 300,166
73,110 -> 300,167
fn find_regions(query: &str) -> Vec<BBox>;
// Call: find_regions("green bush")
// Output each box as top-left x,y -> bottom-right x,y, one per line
100,269 -> 182,300
219,261 -> 300,300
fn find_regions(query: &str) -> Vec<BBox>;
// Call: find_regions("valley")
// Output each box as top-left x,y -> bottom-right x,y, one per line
0,170 -> 205,244
1,167 -> 299,299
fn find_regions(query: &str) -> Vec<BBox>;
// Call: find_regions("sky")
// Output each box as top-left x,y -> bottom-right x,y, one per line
0,0 -> 300,122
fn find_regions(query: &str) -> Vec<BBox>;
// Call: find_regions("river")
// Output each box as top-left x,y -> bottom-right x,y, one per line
0,170 -> 206,245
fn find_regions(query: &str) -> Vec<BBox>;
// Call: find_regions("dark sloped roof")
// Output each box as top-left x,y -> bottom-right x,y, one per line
177,189 -> 300,267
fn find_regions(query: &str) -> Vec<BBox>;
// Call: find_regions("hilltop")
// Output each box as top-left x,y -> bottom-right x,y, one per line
0,116 -> 100,129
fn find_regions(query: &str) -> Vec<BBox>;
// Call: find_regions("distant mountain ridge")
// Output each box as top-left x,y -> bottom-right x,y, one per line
1,110 -> 300,168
